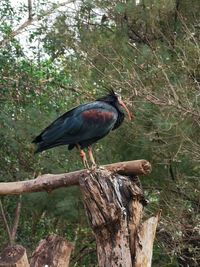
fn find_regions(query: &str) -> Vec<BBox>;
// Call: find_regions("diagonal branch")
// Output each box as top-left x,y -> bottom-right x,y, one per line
0,200 -> 12,244
0,160 -> 151,196
0,0 -> 74,48
11,195 -> 22,242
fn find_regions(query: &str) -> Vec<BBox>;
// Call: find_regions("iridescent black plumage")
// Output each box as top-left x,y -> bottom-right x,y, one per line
32,91 -> 127,153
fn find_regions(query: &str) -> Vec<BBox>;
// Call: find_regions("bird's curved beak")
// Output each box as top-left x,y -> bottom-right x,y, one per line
118,99 -> 132,120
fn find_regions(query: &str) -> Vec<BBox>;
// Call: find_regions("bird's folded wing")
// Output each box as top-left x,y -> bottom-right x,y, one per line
34,102 -> 117,145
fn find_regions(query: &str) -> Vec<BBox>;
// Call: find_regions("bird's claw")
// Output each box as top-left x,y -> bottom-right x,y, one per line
83,160 -> 90,170
91,163 -> 97,170
98,166 -> 105,170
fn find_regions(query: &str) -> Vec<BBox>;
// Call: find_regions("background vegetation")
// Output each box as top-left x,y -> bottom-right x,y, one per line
0,0 -> 199,266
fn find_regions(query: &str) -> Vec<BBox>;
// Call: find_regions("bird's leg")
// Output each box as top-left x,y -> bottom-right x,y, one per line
76,144 -> 90,169
88,146 -> 97,169
80,150 -> 90,169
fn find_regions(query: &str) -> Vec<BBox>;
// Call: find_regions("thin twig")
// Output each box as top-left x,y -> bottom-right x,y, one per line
0,0 -> 74,48
11,195 -> 22,242
0,199 -> 12,244
73,248 -> 96,265
28,0 -> 33,20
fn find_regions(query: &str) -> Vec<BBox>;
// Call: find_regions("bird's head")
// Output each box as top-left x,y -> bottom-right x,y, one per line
97,90 -> 132,120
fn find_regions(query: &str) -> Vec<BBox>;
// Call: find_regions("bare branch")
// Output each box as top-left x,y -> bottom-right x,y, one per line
0,0 -> 74,48
0,160 -> 151,196
0,200 -> 12,244
28,0 -> 33,20
0,20 -> 33,48
11,195 -> 22,242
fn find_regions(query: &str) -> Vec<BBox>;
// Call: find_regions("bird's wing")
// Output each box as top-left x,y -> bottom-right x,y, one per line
33,104 -> 86,144
33,102 -> 117,145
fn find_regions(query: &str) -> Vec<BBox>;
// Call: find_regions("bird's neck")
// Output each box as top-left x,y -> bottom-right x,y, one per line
112,104 -> 125,130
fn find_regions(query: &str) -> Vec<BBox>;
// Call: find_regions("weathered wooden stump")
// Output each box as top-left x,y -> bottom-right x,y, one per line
30,234 -> 73,267
0,245 -> 29,267
79,168 -> 159,267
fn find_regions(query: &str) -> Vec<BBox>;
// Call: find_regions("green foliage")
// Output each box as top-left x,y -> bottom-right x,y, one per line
0,0 -> 200,266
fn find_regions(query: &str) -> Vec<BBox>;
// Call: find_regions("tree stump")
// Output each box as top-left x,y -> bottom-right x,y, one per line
0,245 -> 29,267
79,168 -> 159,267
30,234 -> 73,267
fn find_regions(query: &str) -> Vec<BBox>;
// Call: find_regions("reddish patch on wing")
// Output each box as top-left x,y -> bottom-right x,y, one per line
82,109 -> 113,122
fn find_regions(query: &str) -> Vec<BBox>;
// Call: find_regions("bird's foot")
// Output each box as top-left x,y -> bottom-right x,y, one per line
98,165 -> 105,170
79,149 -> 90,169
87,146 -> 98,171
83,160 -> 90,170
90,163 -> 98,171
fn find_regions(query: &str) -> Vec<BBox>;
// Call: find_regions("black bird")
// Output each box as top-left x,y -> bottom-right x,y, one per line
32,90 -> 132,168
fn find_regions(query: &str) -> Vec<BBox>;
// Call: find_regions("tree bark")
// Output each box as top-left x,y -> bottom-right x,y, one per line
0,245 -> 29,267
134,213 -> 160,267
0,160 -> 157,266
79,168 -> 158,267
30,234 -> 73,267
0,160 -> 151,196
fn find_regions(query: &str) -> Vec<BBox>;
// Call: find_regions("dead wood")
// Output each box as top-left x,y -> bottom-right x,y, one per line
0,160 -> 151,196
134,212 -> 161,267
0,245 -> 29,267
0,159 -> 158,267
79,168 -> 158,267
30,234 -> 73,267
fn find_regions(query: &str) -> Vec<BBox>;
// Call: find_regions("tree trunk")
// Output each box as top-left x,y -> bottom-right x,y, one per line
134,215 -> 160,267
79,168 -> 159,267
0,245 -> 29,267
30,234 -> 73,267
0,160 -> 155,266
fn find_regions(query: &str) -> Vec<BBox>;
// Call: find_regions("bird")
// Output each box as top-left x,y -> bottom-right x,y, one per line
32,90 -> 132,168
